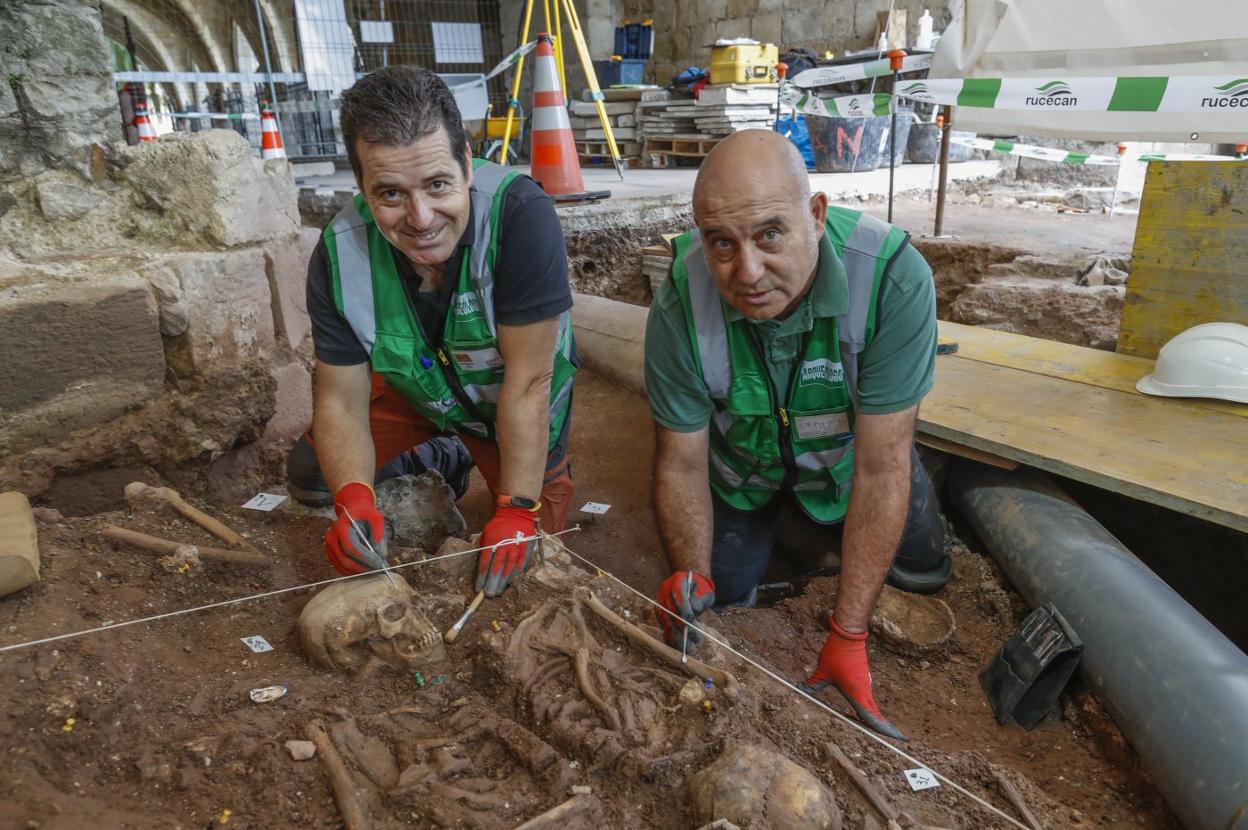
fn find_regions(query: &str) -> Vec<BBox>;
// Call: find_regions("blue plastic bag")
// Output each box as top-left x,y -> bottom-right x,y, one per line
775,114 -> 815,169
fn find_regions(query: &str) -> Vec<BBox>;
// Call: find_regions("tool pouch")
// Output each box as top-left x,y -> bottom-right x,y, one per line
980,602 -> 1083,730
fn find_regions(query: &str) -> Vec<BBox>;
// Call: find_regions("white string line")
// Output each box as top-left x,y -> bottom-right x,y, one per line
559,543 -> 1029,830
0,528 -> 581,655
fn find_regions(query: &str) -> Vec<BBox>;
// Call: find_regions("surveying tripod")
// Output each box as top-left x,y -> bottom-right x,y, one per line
500,0 -> 626,179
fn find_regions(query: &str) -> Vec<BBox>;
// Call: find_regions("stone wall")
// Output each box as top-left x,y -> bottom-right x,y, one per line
0,126 -> 318,503
0,0 -> 121,179
618,0 -> 953,87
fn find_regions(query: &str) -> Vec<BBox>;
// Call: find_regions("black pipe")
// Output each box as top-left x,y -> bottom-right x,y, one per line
949,461 -> 1248,830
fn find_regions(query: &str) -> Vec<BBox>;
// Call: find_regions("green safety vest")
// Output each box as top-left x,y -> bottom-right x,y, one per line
322,159 -> 576,450
670,206 -> 910,523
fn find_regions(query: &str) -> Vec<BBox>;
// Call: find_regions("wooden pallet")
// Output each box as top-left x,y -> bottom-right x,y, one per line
575,140 -> 641,157
642,137 -> 720,157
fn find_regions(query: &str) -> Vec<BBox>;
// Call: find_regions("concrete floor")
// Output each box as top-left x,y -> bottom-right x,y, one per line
297,158 -> 1004,202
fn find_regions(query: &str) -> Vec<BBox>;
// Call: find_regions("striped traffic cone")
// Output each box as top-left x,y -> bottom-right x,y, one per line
133,101 -> 157,142
260,108 -> 286,160
529,33 -> 606,202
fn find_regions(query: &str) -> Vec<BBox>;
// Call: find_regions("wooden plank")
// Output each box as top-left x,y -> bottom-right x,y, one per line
1119,160 -> 1248,358
921,356 -> 1248,532
916,434 -> 1019,470
938,321 -> 1248,419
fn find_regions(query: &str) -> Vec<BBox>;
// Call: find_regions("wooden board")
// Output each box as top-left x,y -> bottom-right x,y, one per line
920,355 -> 1248,532
938,321 -> 1248,419
1118,160 -> 1248,358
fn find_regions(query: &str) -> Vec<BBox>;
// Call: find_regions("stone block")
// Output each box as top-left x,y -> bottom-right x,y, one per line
782,5 -> 826,46
0,271 -> 165,455
262,360 -> 312,447
752,11 -> 783,46
35,179 -> 103,221
716,17 -> 752,41
0,1 -> 120,178
162,248 -> 276,375
704,0 -> 728,22
727,0 -> 758,19
119,130 -> 301,249
949,277 -> 1125,350
264,226 -> 319,350
759,0 -> 783,11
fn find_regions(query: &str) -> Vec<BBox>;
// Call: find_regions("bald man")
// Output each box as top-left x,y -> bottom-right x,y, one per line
644,130 -> 950,740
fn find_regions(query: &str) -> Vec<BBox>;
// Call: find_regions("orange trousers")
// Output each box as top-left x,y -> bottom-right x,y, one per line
345,373 -> 573,531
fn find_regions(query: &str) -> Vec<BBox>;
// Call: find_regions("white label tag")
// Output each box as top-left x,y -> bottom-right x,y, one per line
451,346 -> 504,372
580,502 -> 611,515
240,635 -> 274,653
793,412 -> 851,441
242,493 -> 287,511
904,768 -> 940,791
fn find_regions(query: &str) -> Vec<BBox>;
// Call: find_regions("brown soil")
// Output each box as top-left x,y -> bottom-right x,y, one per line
1,373 -> 1173,829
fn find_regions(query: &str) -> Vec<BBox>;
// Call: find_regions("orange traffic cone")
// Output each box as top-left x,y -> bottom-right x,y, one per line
528,33 -> 607,202
260,108 -> 286,160
133,102 -> 157,142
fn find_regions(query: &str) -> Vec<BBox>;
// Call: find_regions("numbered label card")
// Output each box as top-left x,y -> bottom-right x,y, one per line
240,635 -> 274,653
904,768 -> 940,792
580,502 -> 611,515
243,493 -> 287,511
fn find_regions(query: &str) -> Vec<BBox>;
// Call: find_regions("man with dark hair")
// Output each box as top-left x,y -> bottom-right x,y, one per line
287,66 -> 577,597
645,130 -> 950,740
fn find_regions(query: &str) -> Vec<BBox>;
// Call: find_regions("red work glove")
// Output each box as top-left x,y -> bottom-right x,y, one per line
476,506 -> 538,597
324,481 -> 389,576
799,615 -> 909,741
655,570 -> 716,647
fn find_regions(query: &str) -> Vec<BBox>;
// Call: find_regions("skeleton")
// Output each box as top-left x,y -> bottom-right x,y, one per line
483,585 -> 741,779
299,574 -> 452,674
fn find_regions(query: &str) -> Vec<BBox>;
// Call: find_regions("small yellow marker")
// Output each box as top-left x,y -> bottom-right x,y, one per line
702,700 -> 714,714
490,619 -> 501,632
219,808 -> 232,825
61,717 -> 75,732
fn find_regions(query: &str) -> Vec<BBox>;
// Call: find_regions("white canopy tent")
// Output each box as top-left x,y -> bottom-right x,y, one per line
930,0 -> 1248,141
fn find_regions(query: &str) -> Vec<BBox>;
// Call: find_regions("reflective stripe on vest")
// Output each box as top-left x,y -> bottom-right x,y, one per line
675,206 -> 907,521
323,160 -> 576,447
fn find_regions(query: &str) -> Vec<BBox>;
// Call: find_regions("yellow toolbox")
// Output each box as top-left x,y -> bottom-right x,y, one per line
709,42 -> 779,85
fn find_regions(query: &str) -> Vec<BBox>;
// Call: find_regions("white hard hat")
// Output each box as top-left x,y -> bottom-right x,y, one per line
1136,322 -> 1248,404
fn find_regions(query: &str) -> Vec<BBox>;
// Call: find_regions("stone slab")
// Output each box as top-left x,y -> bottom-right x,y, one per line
0,491 -> 39,597
119,130 -> 301,249
162,248 -> 276,375
264,226 -> 319,350
0,271 -> 164,455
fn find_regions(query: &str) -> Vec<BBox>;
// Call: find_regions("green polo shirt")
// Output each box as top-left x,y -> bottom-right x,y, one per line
645,230 -> 937,431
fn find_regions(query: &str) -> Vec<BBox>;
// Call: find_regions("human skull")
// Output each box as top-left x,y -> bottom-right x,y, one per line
299,574 -> 445,672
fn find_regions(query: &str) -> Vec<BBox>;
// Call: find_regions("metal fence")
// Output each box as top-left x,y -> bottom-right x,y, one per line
103,0 -> 509,161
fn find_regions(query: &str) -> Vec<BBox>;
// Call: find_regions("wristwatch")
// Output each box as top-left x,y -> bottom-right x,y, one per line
496,494 -> 541,511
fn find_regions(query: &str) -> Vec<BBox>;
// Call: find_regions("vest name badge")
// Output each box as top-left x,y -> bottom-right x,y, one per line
793,412 -> 852,441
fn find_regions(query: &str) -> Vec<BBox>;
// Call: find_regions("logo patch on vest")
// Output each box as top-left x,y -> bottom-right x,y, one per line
453,293 -> 483,321
799,358 -> 845,388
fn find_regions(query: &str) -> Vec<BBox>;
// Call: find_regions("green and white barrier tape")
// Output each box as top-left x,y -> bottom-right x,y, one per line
790,54 -> 934,88
448,40 -> 537,92
950,136 -> 1120,164
789,91 -> 895,119
951,135 -> 1246,164
895,75 -> 1248,113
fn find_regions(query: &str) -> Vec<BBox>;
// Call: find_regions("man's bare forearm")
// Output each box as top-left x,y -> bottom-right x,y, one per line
311,362 -> 376,494
495,372 -> 551,501
653,427 -> 713,575
834,456 -> 910,632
